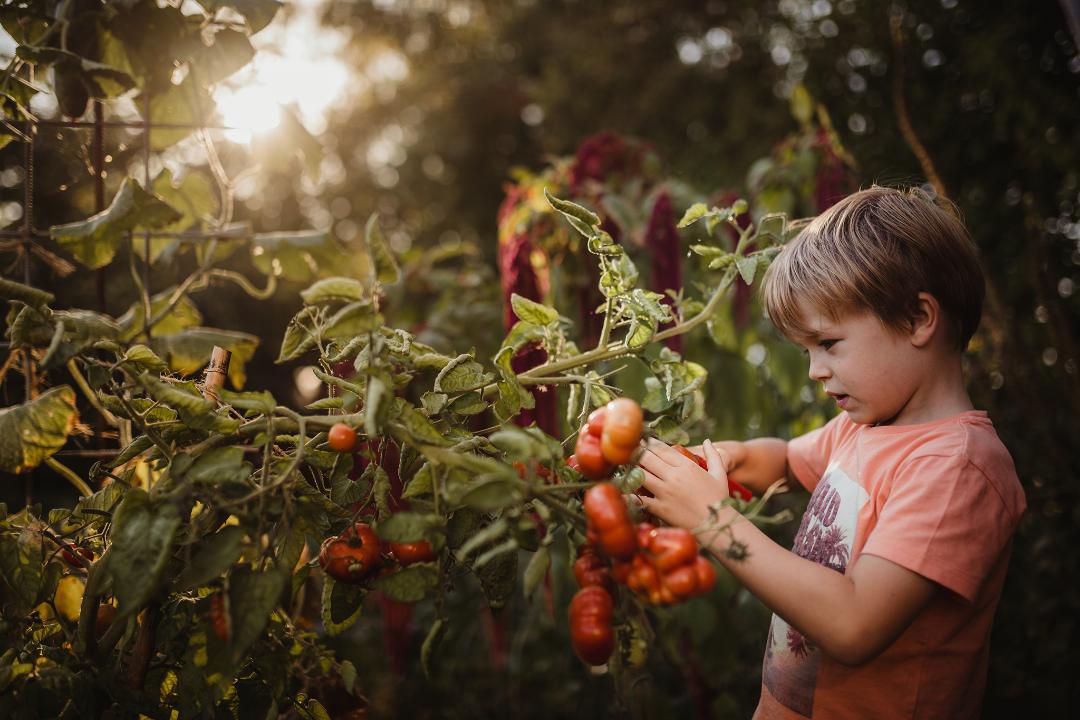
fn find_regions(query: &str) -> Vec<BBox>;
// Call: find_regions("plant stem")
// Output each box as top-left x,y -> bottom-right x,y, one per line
45,457 -> 93,496
66,358 -> 118,426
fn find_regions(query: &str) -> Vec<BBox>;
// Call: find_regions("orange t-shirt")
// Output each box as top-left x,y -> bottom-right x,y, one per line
753,411 -> 1026,720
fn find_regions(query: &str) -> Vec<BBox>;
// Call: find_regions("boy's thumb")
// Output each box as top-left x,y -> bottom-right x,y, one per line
703,440 -> 730,479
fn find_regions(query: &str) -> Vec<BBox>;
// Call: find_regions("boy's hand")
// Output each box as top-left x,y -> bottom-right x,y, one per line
637,439 -> 734,529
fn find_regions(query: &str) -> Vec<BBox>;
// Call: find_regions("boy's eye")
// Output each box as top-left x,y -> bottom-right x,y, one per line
819,339 -> 837,350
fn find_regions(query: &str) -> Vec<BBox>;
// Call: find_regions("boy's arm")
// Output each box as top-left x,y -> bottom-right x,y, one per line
688,438 -> 793,496
701,507 -> 937,666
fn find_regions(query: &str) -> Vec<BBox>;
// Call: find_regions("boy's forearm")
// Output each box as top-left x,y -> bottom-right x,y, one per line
700,507 -> 869,665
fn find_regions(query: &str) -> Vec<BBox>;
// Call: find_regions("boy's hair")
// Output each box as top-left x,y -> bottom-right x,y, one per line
761,185 -> 985,351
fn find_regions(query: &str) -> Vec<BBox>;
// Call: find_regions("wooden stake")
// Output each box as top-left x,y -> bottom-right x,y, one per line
202,346 -> 231,403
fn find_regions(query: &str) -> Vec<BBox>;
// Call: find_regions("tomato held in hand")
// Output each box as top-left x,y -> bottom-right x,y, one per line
574,432 -> 613,480
319,522 -> 382,583
327,422 -> 358,453
568,586 -> 615,666
389,540 -> 436,565
672,444 -> 753,501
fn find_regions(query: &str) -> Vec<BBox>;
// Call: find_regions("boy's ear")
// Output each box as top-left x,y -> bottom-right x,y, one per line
909,292 -> 940,348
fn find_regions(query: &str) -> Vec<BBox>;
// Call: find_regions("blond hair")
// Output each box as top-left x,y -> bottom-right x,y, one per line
761,185 -> 984,350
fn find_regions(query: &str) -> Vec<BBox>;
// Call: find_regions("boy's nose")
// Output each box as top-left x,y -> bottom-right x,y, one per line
807,355 -> 831,382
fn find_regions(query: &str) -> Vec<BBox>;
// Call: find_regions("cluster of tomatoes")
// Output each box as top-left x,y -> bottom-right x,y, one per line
568,482 -> 718,666
569,398 -> 645,480
317,521 -> 436,585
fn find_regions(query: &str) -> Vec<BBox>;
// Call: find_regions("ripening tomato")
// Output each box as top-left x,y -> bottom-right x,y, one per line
573,546 -> 612,591
663,564 -> 699,599
673,444 -> 707,470
327,423 -> 358,453
584,484 -> 638,560
209,591 -> 230,643
601,398 -> 643,450
61,544 -> 94,567
574,432 -> 613,480
694,555 -> 717,593
586,408 -> 607,437
95,604 -> 117,639
389,540 -> 436,565
319,522 -> 382,583
601,431 -> 637,465
646,527 -> 698,572
568,586 -> 615,666
567,454 -> 581,473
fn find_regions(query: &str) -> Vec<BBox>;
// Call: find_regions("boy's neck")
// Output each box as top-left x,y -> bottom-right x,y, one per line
876,352 -> 974,427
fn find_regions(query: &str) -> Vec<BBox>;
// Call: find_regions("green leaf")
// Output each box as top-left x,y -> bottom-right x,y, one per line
377,512 -> 445,544
420,392 -> 449,416
458,478 -> 522,512
545,189 -> 600,231
179,447 -> 253,485
403,463 -> 434,499
364,375 -> 390,439
0,386 -> 78,473
434,353 -> 493,394
0,527 -> 46,616
372,564 -> 438,603
228,565 -> 288,663
323,300 -> 381,340
522,546 -> 549,600
173,526 -> 246,592
300,277 -> 367,306
144,169 -> 219,262
108,491 -> 181,621
145,77 -> 213,151
389,398 -> 453,446
510,294 -> 558,326
736,256 -> 760,285
330,472 -> 363,506
446,392 -> 487,416
51,178 -> 183,269
677,202 -> 709,228
320,577 -> 365,637
109,435 -> 155,468
0,277 -> 53,309
121,344 -> 167,373
150,327 -> 259,389
117,287 -> 202,341
277,306 -> 319,363
251,229 -> 342,282
252,104 -> 323,179
188,28 -> 255,84
473,543 -> 517,610
201,0 -> 283,34
218,389 -> 276,415
363,215 -> 401,285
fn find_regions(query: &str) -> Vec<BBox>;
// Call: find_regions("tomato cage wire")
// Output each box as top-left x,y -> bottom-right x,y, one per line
1,89 -> 250,506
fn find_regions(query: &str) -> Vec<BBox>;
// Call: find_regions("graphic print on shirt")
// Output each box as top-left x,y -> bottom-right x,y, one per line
762,462 -> 868,717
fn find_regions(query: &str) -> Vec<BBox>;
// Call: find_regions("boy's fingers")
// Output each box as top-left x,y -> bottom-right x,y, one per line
638,467 -> 664,493
645,438 -> 681,466
703,439 -> 732,477
636,448 -> 670,477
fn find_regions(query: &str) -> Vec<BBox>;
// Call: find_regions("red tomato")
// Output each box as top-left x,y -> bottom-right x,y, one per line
673,444 -> 707,469
574,432 -> 613,480
389,540 -> 436,565
600,431 -> 637,465
601,398 -> 643,449
663,564 -> 699,599
693,555 -> 717,594
327,423 -> 358,453
568,586 -> 615,666
584,483 -> 638,560
645,527 -> 698,573
573,547 -> 612,591
319,522 -> 382,583
209,591 -> 230,643
586,408 -> 607,437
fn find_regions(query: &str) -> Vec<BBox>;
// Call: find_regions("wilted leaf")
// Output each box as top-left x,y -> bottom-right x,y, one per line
0,386 -> 78,473
51,178 -> 183,269
372,564 -> 438,603
377,512 -> 444,544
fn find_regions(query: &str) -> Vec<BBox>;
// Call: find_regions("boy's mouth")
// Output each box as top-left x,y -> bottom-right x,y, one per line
827,391 -> 850,409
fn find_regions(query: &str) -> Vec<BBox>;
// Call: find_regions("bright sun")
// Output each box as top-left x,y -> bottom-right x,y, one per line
212,0 -> 350,143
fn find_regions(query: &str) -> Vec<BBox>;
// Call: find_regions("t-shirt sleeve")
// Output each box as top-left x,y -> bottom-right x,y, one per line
859,454 -> 1016,602
786,414 -> 849,492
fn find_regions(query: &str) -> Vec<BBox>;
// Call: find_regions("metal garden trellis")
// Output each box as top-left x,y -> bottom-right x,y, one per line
1,86 -> 250,508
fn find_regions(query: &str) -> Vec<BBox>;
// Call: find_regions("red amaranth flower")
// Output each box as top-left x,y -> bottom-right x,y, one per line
643,190 -> 683,352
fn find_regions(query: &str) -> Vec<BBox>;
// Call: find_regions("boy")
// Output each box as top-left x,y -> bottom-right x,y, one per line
637,186 -> 1026,719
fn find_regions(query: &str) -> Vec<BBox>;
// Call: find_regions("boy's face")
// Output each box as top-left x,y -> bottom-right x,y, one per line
792,298 -> 925,426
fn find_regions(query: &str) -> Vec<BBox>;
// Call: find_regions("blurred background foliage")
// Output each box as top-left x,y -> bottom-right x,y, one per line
3,0 -> 1078,716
